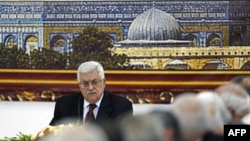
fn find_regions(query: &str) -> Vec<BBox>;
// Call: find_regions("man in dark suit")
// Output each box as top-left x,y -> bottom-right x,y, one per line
49,61 -> 133,125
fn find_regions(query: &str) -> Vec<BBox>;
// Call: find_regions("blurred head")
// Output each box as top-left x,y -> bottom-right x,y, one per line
77,61 -> 106,103
95,120 -> 124,141
41,124 -> 109,141
196,91 -> 232,135
215,83 -> 250,120
172,93 -> 212,141
230,75 -> 250,95
117,114 -> 165,141
197,91 -> 232,124
149,110 -> 182,141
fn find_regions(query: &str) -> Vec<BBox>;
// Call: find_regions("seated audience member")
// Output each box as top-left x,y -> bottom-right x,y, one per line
214,83 -> 250,124
94,119 -> 124,141
149,110 -> 183,141
116,113 -> 166,141
230,75 -> 250,95
49,61 -> 133,125
196,91 -> 232,141
230,75 -> 250,124
40,124 -> 109,141
171,93 -> 215,141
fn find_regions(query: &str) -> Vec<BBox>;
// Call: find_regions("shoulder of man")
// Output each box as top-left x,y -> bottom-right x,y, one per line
104,90 -> 131,103
55,93 -> 82,102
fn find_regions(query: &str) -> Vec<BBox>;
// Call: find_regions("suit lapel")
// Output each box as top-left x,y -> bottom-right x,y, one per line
75,93 -> 84,124
96,91 -> 112,119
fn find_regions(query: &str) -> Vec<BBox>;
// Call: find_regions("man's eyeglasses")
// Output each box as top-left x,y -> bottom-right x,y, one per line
79,79 -> 104,88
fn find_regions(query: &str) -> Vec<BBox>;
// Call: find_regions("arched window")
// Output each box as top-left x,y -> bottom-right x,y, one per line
230,32 -> 242,46
6,38 -> 17,48
164,59 -> 190,70
25,36 -> 38,54
130,62 -> 152,69
203,60 -> 229,70
55,39 -> 66,47
207,33 -> 221,47
184,34 -> 197,47
241,62 -> 250,70
51,35 -> 66,53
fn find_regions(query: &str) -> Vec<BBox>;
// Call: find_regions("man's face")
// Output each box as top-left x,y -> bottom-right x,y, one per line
79,70 -> 105,103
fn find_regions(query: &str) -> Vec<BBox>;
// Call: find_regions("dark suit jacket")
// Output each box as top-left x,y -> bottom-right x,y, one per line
49,90 -> 133,125
201,132 -> 223,141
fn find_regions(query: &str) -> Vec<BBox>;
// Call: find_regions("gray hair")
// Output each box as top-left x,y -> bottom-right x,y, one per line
77,61 -> 105,82
41,124 -> 108,141
220,91 -> 250,117
172,93 -> 212,141
215,83 -> 250,117
196,90 -> 232,133
118,114 -> 165,141
197,91 -> 232,124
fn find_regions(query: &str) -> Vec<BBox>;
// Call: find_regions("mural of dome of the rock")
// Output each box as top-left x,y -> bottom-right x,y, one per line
129,7 -> 181,40
0,0 -> 250,103
118,6 -> 192,47
0,0 -> 249,70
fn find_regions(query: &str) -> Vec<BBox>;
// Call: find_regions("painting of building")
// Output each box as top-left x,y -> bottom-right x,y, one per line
0,0 -> 249,70
1,0 -> 250,102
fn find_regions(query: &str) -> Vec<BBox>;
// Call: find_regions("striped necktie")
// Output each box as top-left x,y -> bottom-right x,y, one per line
85,104 -> 97,123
